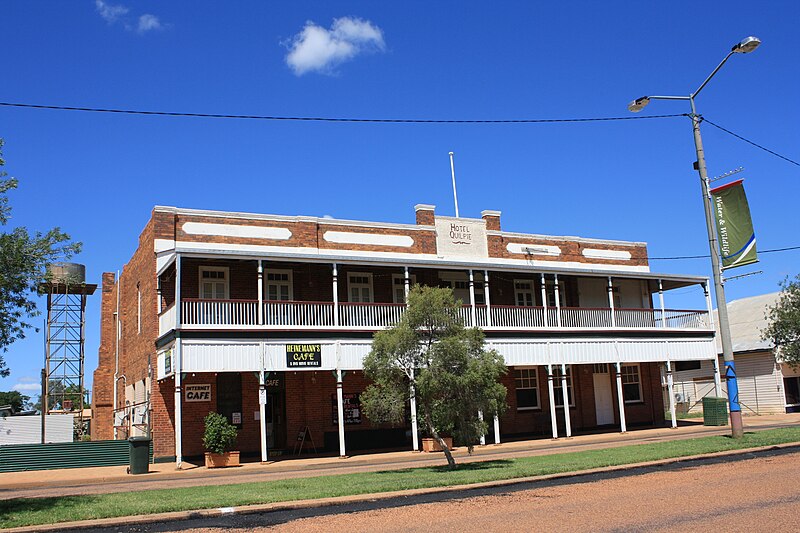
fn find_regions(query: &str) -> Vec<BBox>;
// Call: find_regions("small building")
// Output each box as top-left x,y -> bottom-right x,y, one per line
92,203 -> 719,466
671,292 -> 800,415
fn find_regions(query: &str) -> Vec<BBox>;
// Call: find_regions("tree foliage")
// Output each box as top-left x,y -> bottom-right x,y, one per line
0,390 -> 30,413
763,275 -> 800,368
33,380 -> 86,411
0,139 -> 82,377
361,285 -> 507,468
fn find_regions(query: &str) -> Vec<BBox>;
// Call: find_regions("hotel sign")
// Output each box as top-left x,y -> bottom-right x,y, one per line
286,344 -> 322,368
435,217 -> 488,259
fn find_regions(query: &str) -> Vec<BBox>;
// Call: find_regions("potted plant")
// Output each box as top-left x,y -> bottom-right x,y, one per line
421,435 -> 454,453
203,412 -> 240,468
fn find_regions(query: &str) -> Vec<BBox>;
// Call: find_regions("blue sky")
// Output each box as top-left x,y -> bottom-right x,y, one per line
2,1 -> 798,399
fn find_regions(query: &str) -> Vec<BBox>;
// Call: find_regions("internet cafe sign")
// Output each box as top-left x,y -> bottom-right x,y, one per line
185,384 -> 211,402
286,344 -> 322,368
435,217 -> 488,259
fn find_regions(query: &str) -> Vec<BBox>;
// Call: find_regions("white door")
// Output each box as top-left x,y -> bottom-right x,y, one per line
593,364 -> 615,425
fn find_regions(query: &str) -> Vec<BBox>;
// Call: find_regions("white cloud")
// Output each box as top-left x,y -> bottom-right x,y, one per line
95,0 -> 128,24
13,382 -> 41,393
137,14 -> 163,34
95,1 -> 166,34
285,17 -> 385,76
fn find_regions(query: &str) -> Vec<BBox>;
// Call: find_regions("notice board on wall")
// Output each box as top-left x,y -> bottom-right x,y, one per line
331,393 -> 362,425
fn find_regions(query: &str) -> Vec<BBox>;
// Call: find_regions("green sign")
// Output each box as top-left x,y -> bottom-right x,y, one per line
710,179 -> 758,270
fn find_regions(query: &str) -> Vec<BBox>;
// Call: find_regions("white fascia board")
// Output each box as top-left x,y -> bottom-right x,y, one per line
155,238 -> 175,253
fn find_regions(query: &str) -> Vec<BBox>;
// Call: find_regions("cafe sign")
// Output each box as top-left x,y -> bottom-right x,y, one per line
185,384 -> 211,402
286,344 -> 322,368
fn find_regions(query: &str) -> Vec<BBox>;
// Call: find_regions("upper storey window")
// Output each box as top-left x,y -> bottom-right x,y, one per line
266,270 -> 293,301
199,267 -> 229,300
348,273 -> 373,303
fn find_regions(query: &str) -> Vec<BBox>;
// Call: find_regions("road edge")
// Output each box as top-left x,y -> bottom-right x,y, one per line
4,442 -> 799,533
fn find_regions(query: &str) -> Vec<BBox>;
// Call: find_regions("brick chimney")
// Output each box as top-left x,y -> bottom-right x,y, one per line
415,204 -> 435,225
481,210 -> 501,231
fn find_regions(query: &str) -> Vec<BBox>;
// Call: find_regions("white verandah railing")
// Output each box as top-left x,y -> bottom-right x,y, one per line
176,300 -> 710,331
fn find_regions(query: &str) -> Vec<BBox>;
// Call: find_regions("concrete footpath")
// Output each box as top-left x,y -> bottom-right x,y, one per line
2,413 -> 799,501
1,414 -> 800,532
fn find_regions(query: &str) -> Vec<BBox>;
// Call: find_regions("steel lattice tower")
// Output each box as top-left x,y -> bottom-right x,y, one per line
41,263 -> 96,435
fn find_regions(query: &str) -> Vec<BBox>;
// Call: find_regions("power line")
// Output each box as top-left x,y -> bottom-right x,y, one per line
650,245 -> 800,260
0,101 -> 687,124
702,117 -> 800,167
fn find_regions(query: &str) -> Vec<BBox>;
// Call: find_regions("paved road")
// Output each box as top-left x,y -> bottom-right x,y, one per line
94,448 -> 800,533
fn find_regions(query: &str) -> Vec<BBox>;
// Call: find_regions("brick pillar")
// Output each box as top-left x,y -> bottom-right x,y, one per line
481,210 -> 502,231
92,272 -> 117,441
414,204 -> 435,225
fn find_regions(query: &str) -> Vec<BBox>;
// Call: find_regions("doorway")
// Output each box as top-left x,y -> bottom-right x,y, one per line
593,364 -> 615,425
264,372 -> 287,450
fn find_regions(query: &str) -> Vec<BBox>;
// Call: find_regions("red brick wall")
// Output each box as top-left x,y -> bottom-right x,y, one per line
92,214 -> 158,443
488,234 -> 649,268
499,363 -> 664,436
91,272 -> 117,441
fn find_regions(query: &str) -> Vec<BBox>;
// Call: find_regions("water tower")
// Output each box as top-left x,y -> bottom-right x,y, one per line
40,263 -> 96,435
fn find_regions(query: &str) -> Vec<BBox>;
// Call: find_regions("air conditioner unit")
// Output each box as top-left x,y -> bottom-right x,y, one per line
674,392 -> 687,403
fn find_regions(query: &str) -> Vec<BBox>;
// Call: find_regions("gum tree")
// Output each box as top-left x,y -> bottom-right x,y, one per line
361,285 -> 507,469
763,275 -> 800,368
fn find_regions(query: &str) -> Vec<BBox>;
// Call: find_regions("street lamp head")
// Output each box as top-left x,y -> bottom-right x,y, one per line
732,36 -> 761,54
627,96 -> 651,113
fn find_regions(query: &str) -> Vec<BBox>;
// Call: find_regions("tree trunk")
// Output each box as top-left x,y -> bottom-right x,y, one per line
423,410 -> 456,468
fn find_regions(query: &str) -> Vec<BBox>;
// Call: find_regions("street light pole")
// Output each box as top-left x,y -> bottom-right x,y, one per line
689,96 -> 743,438
628,36 -> 761,439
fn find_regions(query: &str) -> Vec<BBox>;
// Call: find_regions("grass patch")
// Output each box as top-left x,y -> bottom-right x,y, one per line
2,427 -> 799,529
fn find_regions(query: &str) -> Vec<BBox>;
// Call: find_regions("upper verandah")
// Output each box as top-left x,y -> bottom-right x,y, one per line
149,203 -> 651,275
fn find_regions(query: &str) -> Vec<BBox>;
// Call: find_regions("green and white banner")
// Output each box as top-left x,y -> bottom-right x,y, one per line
710,179 -> 758,270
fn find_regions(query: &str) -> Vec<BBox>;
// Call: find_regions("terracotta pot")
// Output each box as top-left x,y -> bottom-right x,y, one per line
204,451 -> 240,468
421,437 -> 453,453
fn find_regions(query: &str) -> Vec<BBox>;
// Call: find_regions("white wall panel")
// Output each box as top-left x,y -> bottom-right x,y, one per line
0,415 -> 74,445
339,342 -> 373,370
178,336 -> 716,373
182,342 -> 261,372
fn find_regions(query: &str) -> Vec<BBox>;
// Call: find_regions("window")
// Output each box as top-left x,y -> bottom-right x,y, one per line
216,373 -> 242,427
348,273 -> 373,303
552,366 -> 574,407
265,270 -> 293,301
392,274 -> 417,304
136,282 -> 141,334
621,364 -> 643,403
199,266 -> 229,300
784,376 -> 800,407
515,368 -> 540,409
675,360 -> 702,372
514,280 -> 535,307
545,280 -> 568,308
439,272 -> 485,305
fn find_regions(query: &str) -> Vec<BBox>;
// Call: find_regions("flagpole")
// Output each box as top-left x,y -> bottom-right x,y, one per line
449,151 -> 460,218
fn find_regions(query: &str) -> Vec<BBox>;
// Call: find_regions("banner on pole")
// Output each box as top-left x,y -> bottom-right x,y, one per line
710,179 -> 758,270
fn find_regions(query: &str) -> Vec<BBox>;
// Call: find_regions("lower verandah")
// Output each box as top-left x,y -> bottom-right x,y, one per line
151,362 -> 667,461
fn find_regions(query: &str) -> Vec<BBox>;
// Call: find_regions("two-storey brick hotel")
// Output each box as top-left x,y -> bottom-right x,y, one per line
92,204 -> 720,466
